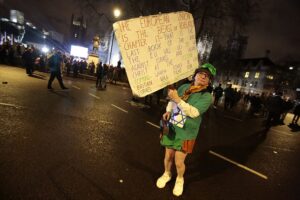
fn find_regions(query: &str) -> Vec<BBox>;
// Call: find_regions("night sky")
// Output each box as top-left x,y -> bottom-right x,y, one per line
246,0 -> 300,61
2,0 -> 300,62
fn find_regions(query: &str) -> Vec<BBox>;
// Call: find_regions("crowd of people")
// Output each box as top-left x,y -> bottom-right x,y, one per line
212,84 -> 300,128
0,41 -> 47,72
64,58 -> 127,84
0,41 -> 129,87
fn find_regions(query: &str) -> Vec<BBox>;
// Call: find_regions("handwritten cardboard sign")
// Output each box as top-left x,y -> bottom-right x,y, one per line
113,11 -> 199,97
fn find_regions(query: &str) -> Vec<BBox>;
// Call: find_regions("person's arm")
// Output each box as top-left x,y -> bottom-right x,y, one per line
168,88 -> 201,118
177,100 -> 200,118
169,89 -> 212,118
166,101 -> 173,113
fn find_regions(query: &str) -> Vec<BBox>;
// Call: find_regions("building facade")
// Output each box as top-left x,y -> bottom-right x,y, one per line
215,57 -> 299,99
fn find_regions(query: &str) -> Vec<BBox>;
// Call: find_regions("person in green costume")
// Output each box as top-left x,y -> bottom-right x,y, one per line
156,63 -> 216,197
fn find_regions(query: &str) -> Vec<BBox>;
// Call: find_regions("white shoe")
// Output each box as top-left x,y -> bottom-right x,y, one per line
156,172 -> 172,189
173,177 -> 184,196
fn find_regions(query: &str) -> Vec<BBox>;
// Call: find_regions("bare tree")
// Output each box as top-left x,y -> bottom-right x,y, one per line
180,0 -> 260,41
72,0 -> 116,35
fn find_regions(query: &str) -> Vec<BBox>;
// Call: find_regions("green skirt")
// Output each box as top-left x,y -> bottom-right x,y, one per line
160,126 -> 183,151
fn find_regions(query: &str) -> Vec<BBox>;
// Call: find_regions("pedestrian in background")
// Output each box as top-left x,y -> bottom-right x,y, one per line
157,63 -> 216,197
213,83 -> 223,108
47,51 -> 68,90
102,64 -> 109,89
96,62 -> 103,89
280,98 -> 294,124
22,47 -> 34,76
266,91 -> 283,126
291,102 -> 300,126
224,84 -> 234,110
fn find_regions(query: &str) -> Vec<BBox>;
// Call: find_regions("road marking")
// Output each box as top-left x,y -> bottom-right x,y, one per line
223,115 -> 243,122
209,150 -> 268,180
98,120 -> 113,124
263,145 -> 294,152
270,128 -> 293,136
89,93 -> 100,99
126,100 -> 150,109
90,119 -> 113,124
111,104 -> 128,113
146,121 -> 160,129
72,85 -> 81,90
0,102 -> 23,109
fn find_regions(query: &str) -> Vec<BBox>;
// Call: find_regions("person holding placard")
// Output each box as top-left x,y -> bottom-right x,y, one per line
157,63 -> 216,197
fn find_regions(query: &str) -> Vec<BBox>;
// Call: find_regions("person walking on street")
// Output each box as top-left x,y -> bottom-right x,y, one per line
157,63 -> 215,197
280,98 -> 294,124
22,47 -> 34,76
102,64 -> 109,89
47,51 -> 68,90
213,83 -> 223,108
96,62 -> 103,89
291,102 -> 300,126
224,84 -> 234,110
266,91 -> 283,126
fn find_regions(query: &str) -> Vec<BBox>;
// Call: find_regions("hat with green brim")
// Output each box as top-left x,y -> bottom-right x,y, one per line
193,63 -> 216,79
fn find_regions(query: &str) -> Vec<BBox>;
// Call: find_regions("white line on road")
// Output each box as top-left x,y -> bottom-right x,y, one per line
90,119 -> 113,124
0,102 -> 24,109
111,104 -> 128,113
263,145 -> 294,152
146,121 -> 160,129
89,93 -> 100,99
209,150 -> 268,180
223,115 -> 243,122
270,128 -> 293,136
98,120 -> 113,124
72,85 -> 81,90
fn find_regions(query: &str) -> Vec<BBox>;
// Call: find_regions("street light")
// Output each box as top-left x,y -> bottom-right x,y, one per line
108,8 -> 121,65
113,8 -> 121,18
42,46 -> 49,53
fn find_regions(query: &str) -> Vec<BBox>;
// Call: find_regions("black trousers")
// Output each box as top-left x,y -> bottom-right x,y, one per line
48,71 -> 65,88
214,97 -> 221,106
25,64 -> 33,75
96,75 -> 102,88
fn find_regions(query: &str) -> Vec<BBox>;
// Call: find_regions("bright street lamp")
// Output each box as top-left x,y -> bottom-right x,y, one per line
42,46 -> 49,53
113,8 -> 121,18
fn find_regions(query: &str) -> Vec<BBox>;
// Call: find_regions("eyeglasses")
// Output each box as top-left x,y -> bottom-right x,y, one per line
196,72 -> 210,79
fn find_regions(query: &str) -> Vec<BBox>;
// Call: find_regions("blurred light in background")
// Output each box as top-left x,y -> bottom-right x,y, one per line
70,45 -> 88,58
42,46 -> 49,53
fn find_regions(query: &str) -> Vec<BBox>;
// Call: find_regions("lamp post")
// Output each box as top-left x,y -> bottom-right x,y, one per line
108,8 -> 121,65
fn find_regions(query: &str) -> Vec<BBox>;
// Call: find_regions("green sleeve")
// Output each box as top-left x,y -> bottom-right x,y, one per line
193,92 -> 212,115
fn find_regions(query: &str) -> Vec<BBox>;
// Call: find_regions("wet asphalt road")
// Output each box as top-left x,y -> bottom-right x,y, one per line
0,65 -> 300,200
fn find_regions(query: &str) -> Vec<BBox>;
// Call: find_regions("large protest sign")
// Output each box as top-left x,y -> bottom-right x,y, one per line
113,11 -> 199,97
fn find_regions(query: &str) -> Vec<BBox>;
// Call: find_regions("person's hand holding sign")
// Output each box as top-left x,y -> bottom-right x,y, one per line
168,88 -> 181,104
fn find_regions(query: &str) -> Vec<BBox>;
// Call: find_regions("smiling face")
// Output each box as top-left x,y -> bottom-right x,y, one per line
194,71 -> 210,86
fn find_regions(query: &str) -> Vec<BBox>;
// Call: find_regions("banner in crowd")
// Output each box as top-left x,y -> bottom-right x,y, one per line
113,11 -> 199,97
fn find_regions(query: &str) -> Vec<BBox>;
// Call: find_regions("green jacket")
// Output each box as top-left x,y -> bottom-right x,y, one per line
172,83 -> 212,140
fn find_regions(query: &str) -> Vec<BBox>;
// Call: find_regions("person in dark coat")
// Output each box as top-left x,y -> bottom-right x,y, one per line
250,94 -> 262,115
291,102 -> 300,126
102,64 -> 109,89
22,48 -> 34,76
224,84 -> 234,110
96,62 -> 103,89
280,98 -> 294,124
47,51 -> 68,90
213,83 -> 223,108
266,92 -> 283,126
